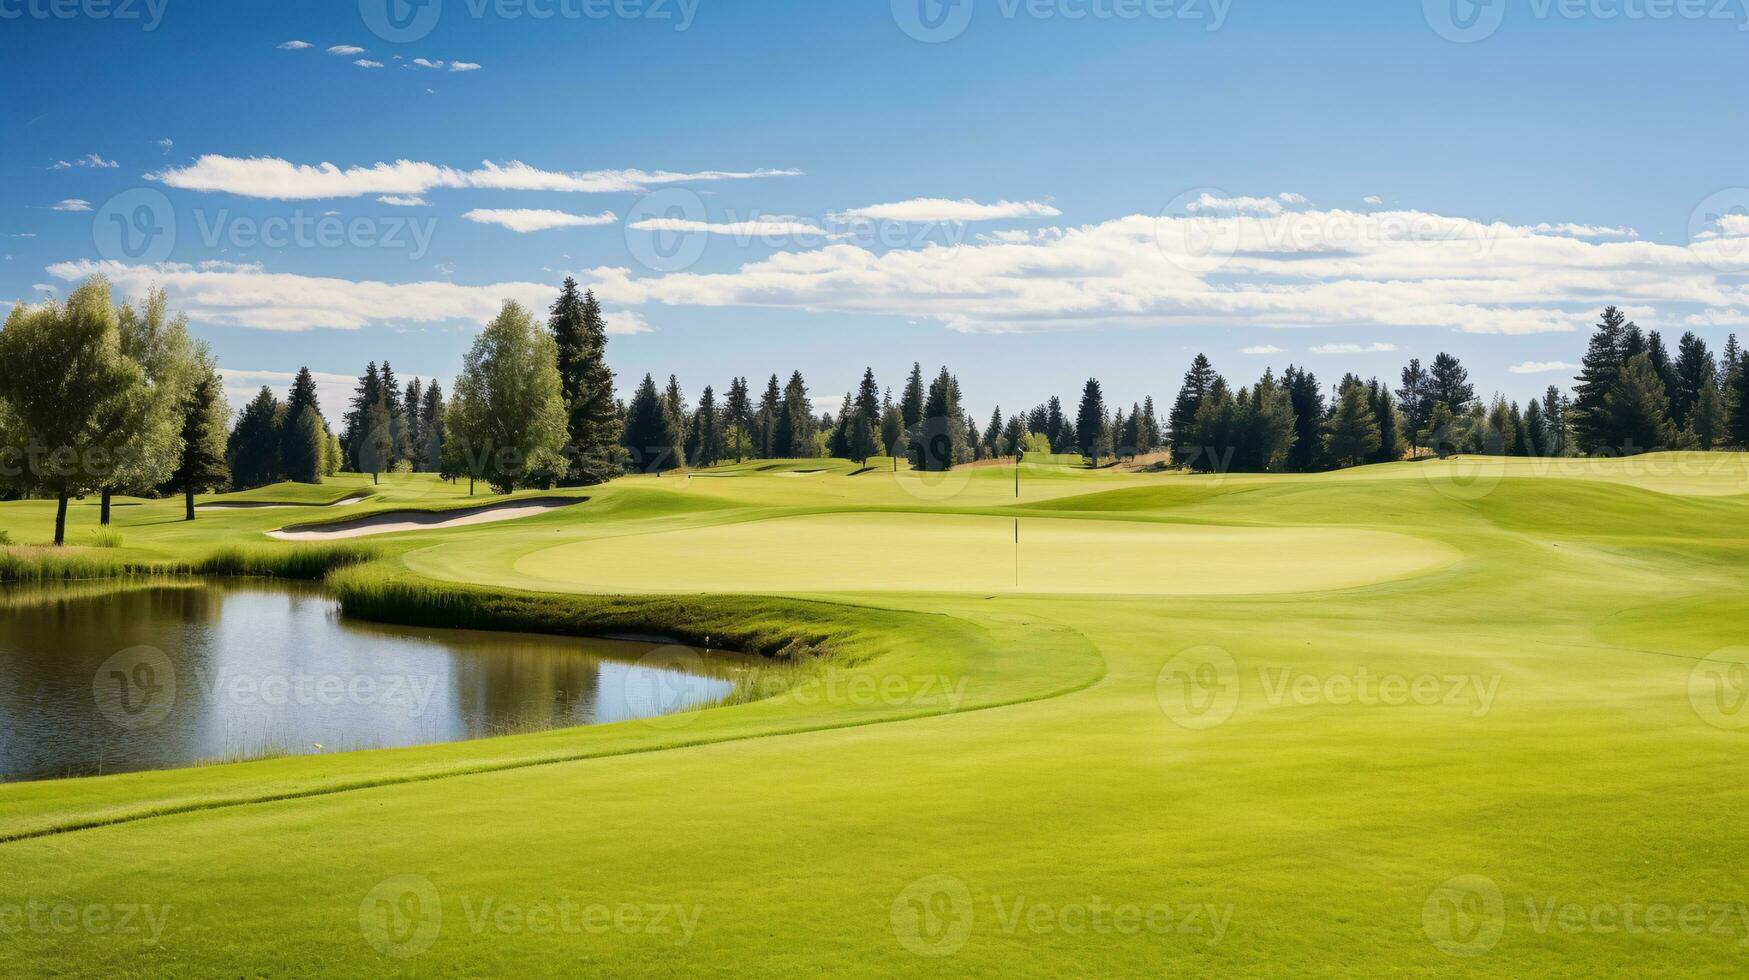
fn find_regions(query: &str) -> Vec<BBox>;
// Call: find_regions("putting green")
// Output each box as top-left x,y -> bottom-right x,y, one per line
513,512 -> 1460,594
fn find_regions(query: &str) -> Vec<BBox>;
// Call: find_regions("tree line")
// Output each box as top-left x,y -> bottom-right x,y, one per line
6,276 -> 1749,547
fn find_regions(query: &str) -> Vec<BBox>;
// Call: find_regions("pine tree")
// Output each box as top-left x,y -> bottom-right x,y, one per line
1167,353 -> 1216,464
1368,378 -> 1402,463
774,371 -> 815,458
879,391 -> 904,459
1185,378 -> 1237,473
166,353 -> 231,521
1728,359 -> 1749,448
1723,334 -> 1742,381
1111,406 -> 1127,460
419,381 -> 445,473
283,406 -> 326,484
228,387 -> 285,488
1689,381 -> 1725,450
1573,306 -> 1629,453
722,377 -> 753,462
756,374 -> 782,457
622,373 -> 683,473
1606,353 -> 1676,454
1542,386 -> 1568,456
379,360 -> 408,464
1325,378 -> 1381,467
915,367 -> 970,471
1645,330 -> 1677,406
1001,414 -> 1027,457
1283,365 -> 1327,472
1396,358 -> 1433,457
1427,352 -> 1475,414
548,282 -> 624,484
900,363 -> 926,434
983,407 -> 1004,460
1523,398 -> 1547,457
342,362 -> 383,470
664,375 -> 689,452
281,366 -> 327,478
1671,332 -> 1714,430
1138,396 -> 1161,453
689,385 -> 722,467
1075,378 -> 1108,467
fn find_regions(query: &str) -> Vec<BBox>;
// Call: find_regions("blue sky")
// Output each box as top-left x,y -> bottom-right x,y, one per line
4,0 -> 1749,419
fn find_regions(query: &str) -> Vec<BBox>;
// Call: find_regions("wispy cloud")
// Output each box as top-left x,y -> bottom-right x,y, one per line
1507,360 -> 1580,374
150,154 -> 803,200
327,44 -> 366,55
449,62 -> 482,72
278,40 -> 313,50
354,59 -> 384,69
51,154 -> 118,170
1241,344 -> 1284,354
464,208 -> 618,232
1309,343 -> 1398,354
52,199 -> 92,212
831,198 -> 1060,223
377,195 -> 429,207
156,138 -> 174,153
628,216 -> 828,237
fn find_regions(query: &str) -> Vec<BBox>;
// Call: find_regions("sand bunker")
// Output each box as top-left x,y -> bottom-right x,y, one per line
268,498 -> 582,541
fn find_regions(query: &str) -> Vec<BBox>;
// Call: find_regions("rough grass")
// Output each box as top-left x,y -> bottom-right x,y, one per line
0,542 -> 376,584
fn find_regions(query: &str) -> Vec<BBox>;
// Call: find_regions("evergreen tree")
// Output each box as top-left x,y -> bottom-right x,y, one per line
900,363 -> 926,433
1689,380 -> 1726,450
1427,352 -> 1476,414
1671,332 -> 1714,430
1138,396 -> 1162,454
403,378 -> 423,469
983,407 -> 1004,460
689,385 -> 723,467
1368,378 -> 1402,463
165,353 -> 231,522
1185,378 -> 1237,473
855,368 -> 881,424
756,374 -> 782,457
1283,365 -> 1327,472
548,281 -> 624,485
1605,353 -> 1676,454
342,362 -> 383,470
1111,406 -> 1127,459
1523,398 -> 1547,456
1167,353 -> 1217,463
1542,386 -> 1569,456
879,391 -> 904,459
418,381 -> 445,473
1000,414 -> 1027,457
283,406 -> 326,484
722,377 -> 753,462
623,373 -> 683,473
915,367 -> 970,471
1235,370 -> 1297,472
774,371 -> 815,458
1646,331 -> 1678,410
846,400 -> 879,465
1728,358 -> 1749,448
965,415 -> 983,462
1075,378 -> 1108,467
1573,306 -> 1629,453
1723,334 -> 1742,382
1325,378 -> 1381,467
1484,396 -> 1516,456
281,366 -> 328,478
228,387 -> 285,488
664,375 -> 689,452
357,395 -> 394,483
1396,358 -> 1434,457
379,360 -> 408,464
1422,403 -> 1458,458
1045,396 -> 1068,453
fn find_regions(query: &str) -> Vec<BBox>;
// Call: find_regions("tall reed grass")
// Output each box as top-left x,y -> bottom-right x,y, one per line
0,542 -> 377,585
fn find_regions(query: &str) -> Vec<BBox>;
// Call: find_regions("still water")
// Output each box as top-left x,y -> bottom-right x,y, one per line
0,583 -> 743,781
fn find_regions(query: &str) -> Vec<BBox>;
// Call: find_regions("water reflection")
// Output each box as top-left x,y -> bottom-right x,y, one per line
0,583 -> 744,781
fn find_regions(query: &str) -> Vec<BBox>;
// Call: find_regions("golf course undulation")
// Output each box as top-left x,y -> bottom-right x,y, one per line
1,453 -> 1746,976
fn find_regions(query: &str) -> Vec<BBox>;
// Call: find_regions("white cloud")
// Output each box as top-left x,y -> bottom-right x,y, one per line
1278,192 -> 1308,205
1186,193 -> 1287,216
156,138 -> 174,153
1684,308 -> 1749,328
52,196 -> 1749,345
51,154 -> 118,170
354,59 -> 384,68
1309,343 -> 1398,354
606,308 -> 654,335
628,216 -> 828,237
1530,222 -> 1636,239
377,195 -> 429,207
831,198 -> 1061,223
278,40 -> 313,50
1363,195 -> 1383,206
149,155 -> 803,200
1508,360 -> 1580,375
412,58 -> 444,69
1241,345 -> 1284,354
327,44 -> 366,55
52,199 -> 92,212
464,208 -> 619,232
449,62 -> 482,72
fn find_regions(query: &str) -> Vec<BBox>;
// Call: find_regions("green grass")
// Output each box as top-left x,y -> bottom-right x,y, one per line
0,456 -> 1745,976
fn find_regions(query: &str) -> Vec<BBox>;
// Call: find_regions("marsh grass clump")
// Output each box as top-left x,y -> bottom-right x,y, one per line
87,527 -> 124,549
0,542 -> 375,585
194,543 -> 377,580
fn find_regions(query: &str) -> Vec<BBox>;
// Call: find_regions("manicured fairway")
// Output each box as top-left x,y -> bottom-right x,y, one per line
513,512 -> 1460,595
0,454 -> 1745,977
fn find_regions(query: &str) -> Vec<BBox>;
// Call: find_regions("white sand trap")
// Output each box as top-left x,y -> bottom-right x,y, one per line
268,499 -> 581,541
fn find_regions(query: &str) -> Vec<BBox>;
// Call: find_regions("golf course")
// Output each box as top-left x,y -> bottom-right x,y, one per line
1,451 -> 1745,976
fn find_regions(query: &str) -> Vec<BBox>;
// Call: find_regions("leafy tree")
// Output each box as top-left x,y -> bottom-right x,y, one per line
622,373 -> 683,473
0,279 -> 153,544
1605,353 -> 1676,455
165,352 -> 231,522
446,301 -> 570,492
1324,378 -> 1381,467
1075,377 -> 1108,467
1168,353 -> 1216,464
102,286 -> 198,525
228,387 -> 285,488
1573,306 -> 1629,453
1421,402 -> 1458,459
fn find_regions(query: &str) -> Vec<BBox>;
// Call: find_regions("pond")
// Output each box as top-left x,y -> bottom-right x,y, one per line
0,583 -> 745,782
